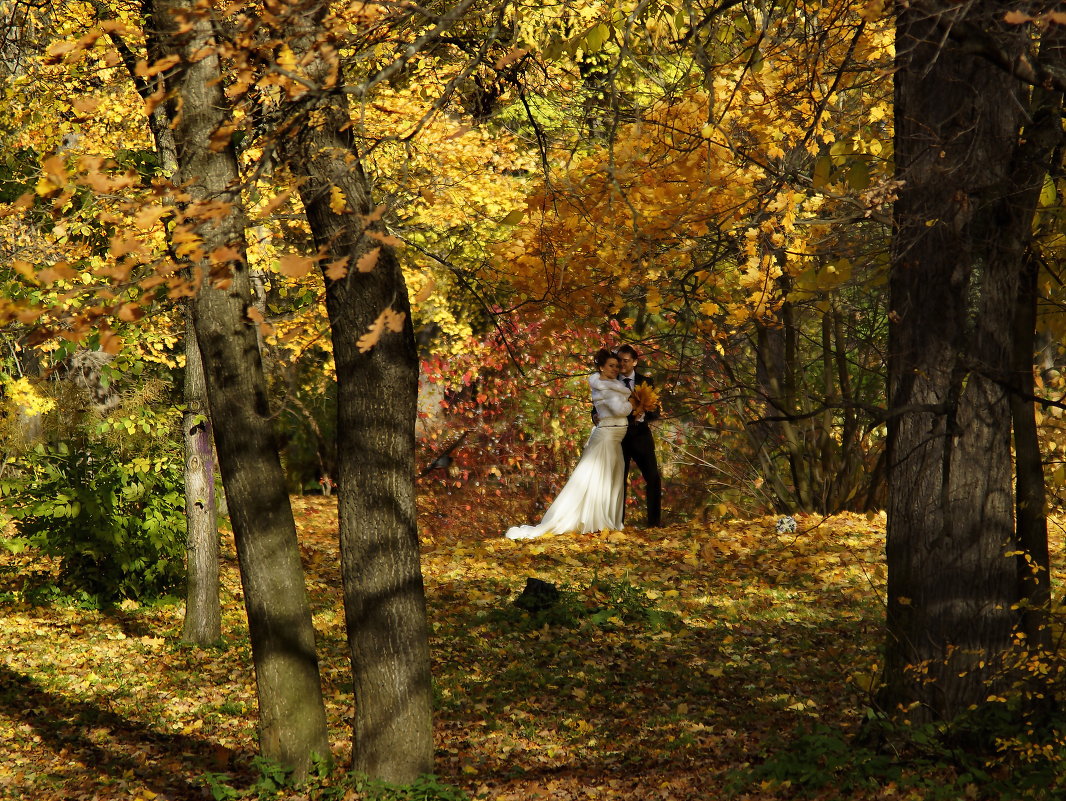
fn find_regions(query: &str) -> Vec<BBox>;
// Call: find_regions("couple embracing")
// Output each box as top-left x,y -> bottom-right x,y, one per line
505,345 -> 662,541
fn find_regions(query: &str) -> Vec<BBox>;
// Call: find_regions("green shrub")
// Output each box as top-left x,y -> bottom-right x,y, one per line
202,761 -> 472,801
0,440 -> 186,602
729,712 -> 1066,801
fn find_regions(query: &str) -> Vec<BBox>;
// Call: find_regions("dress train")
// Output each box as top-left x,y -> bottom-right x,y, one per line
504,417 -> 628,540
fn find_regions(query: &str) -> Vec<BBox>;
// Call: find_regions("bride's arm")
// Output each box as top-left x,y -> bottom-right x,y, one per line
588,374 -> 633,417
597,388 -> 633,417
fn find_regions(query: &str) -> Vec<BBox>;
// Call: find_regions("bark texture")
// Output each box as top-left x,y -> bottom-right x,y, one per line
181,304 -> 221,646
1012,254 -> 1050,651
153,0 -> 330,773
882,2 -> 1056,720
274,0 -> 433,781
100,0 -> 224,649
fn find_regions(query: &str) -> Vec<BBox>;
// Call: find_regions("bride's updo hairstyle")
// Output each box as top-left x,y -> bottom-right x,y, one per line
593,348 -> 615,368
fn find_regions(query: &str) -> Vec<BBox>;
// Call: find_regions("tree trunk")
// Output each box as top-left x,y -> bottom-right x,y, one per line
881,2 -> 1036,721
97,0 -> 223,649
273,0 -> 433,782
153,0 -> 330,774
1011,252 -> 1050,651
755,319 -> 813,510
1006,23 -> 1066,658
181,302 -> 221,646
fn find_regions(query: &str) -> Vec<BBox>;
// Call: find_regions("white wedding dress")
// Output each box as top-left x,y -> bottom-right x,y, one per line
505,373 -> 632,540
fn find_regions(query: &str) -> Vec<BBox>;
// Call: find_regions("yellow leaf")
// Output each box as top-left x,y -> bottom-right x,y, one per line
357,311 -> 387,353
851,672 -> 878,693
134,204 -> 168,229
366,229 -> 402,247
413,277 -> 436,303
116,303 -> 144,322
362,204 -> 386,223
329,186 -> 349,214
258,189 -> 293,219
278,253 -> 314,277
325,258 -> 349,281
356,247 -> 381,272
100,332 -> 123,355
135,54 -> 181,78
493,47 -> 528,70
584,22 -> 610,50
44,40 -> 78,63
110,236 -> 143,259
72,96 -> 100,115
208,120 -> 237,152
12,260 -> 37,284
356,308 -> 405,352
210,245 -> 243,265
276,44 -> 297,71
181,719 -> 204,735
384,309 -> 405,332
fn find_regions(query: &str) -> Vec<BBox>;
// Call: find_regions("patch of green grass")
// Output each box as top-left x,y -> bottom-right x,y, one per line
730,708 -> 1066,801
203,761 -> 473,801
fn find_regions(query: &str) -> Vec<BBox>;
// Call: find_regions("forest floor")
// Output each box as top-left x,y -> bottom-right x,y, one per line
0,483 -> 1063,801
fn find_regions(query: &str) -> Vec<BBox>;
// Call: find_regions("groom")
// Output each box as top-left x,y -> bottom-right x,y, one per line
616,344 -> 662,528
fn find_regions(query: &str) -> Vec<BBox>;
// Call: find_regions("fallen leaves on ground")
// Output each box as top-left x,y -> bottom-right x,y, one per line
0,490 -> 1059,800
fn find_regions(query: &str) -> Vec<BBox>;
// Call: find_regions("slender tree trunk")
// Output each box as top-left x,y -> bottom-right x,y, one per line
96,0 -> 223,648
881,2 -> 1037,721
755,320 -> 812,510
831,297 -> 866,509
1007,25 -> 1066,657
1012,253 -> 1050,651
182,301 -> 221,645
153,0 -> 330,774
819,307 -> 834,507
271,0 -> 432,781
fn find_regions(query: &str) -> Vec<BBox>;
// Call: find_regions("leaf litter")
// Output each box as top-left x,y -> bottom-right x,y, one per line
0,490 -> 1059,800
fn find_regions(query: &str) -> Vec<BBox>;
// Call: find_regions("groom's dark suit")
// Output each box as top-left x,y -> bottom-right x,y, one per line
620,371 -> 662,527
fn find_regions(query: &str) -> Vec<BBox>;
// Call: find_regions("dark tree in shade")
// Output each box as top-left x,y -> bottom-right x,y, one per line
882,0 -> 1063,720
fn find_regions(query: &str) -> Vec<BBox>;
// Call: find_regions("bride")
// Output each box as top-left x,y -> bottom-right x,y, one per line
505,348 -> 643,540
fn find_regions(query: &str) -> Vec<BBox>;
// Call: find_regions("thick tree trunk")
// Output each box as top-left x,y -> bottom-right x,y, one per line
273,0 -> 432,782
154,0 -> 330,775
881,3 -> 1037,721
181,303 -> 221,646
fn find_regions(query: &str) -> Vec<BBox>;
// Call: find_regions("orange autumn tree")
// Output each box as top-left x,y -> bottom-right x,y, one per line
483,0 -> 895,513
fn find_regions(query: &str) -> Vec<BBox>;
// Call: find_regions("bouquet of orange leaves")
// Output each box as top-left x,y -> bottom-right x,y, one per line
630,382 -> 660,413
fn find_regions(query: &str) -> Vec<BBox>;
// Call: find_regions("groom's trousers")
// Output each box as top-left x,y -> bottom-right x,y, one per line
622,423 -> 661,527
